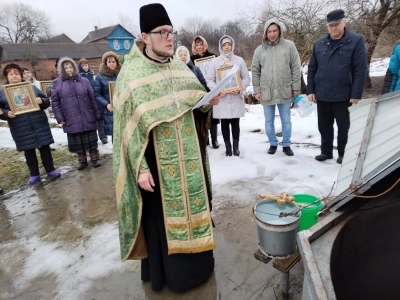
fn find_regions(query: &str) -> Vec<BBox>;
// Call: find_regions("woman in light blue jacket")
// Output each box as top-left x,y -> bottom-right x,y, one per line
206,35 -> 250,156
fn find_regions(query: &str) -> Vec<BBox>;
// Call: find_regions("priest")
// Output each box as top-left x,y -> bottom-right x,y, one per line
113,3 -> 222,293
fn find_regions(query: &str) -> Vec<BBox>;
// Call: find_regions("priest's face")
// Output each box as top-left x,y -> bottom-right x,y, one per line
142,25 -> 175,60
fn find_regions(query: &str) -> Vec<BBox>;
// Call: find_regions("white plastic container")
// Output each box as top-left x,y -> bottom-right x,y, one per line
293,94 -> 316,117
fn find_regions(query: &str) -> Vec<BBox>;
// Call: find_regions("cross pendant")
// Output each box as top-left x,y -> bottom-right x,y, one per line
172,91 -> 180,108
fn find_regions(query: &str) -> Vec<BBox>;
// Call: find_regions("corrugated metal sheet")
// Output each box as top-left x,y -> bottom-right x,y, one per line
330,91 -> 400,209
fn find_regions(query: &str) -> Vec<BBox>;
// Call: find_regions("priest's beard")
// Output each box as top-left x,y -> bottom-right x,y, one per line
151,46 -> 173,60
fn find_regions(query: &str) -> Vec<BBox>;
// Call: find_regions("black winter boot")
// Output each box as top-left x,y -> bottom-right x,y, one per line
90,149 -> 101,168
224,141 -> 232,157
77,152 -> 88,170
233,140 -> 240,156
210,124 -> 219,149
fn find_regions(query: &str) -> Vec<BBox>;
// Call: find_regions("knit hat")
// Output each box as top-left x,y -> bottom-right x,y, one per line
102,51 -> 120,64
140,3 -> 172,33
221,37 -> 233,48
3,63 -> 23,78
219,35 -> 235,62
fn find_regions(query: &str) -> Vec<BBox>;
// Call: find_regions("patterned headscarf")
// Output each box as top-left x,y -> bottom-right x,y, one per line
191,36 -> 208,55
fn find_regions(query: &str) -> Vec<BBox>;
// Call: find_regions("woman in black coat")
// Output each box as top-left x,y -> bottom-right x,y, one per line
190,36 -> 220,149
176,45 -> 209,91
0,63 -> 60,185
94,51 -> 121,141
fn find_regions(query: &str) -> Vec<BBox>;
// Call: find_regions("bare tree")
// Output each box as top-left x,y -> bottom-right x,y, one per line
342,0 -> 400,87
0,3 -> 52,43
245,0 -> 330,65
118,14 -> 139,37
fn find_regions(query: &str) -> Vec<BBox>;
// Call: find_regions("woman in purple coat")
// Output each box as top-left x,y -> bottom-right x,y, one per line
51,57 -> 103,170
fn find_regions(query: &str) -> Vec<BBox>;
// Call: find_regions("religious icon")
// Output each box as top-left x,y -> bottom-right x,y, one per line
217,65 -> 242,93
40,81 -> 53,96
3,82 -> 40,115
194,56 -> 216,77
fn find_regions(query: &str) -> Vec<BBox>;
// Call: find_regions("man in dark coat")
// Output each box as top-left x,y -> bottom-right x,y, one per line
307,9 -> 367,164
78,58 -> 108,144
190,35 -> 220,149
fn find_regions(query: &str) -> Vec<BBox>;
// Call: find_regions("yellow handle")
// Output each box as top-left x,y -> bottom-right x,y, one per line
259,192 -> 295,205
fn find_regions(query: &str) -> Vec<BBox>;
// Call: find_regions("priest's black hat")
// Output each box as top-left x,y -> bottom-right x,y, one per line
140,3 -> 173,33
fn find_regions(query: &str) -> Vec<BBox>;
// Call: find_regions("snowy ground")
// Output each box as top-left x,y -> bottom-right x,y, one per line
0,105 -> 340,204
1,104 -> 338,299
10,63 -> 392,298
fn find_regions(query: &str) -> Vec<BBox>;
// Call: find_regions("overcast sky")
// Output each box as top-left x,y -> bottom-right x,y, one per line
3,0 -> 262,42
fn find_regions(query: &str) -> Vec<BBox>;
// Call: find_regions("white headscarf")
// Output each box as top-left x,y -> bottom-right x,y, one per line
218,35 -> 235,66
175,46 -> 190,64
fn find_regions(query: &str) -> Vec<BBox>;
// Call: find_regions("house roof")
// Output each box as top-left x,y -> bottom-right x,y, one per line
81,24 -> 136,43
0,43 -> 114,62
40,34 -> 75,44
81,25 -> 118,43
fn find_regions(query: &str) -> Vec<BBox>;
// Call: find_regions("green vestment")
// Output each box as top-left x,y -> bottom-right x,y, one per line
113,41 -> 215,260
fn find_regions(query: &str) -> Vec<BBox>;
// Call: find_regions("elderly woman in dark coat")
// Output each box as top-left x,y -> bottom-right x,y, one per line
51,57 -> 103,170
175,46 -> 209,91
94,51 -> 121,141
0,63 -> 60,185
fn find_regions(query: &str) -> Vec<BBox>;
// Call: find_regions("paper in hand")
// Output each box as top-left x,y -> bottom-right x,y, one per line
192,65 -> 240,110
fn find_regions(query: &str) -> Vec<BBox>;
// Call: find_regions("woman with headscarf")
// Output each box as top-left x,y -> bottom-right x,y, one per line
176,45 -> 209,91
51,57 -> 103,170
94,51 -> 121,141
0,63 -> 60,184
190,36 -> 220,149
206,35 -> 251,156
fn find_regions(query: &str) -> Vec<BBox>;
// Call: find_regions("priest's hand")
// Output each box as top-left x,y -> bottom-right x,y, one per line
138,172 -> 155,192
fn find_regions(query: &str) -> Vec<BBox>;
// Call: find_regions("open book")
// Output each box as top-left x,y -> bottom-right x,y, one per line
192,65 -> 240,110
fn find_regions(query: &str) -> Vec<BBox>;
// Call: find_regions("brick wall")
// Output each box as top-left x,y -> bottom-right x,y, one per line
1,58 -> 103,81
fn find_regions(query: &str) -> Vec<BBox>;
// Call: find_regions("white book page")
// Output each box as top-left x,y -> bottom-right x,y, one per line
192,65 -> 239,110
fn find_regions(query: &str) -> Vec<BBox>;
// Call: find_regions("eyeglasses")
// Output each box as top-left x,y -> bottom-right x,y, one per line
148,30 -> 177,38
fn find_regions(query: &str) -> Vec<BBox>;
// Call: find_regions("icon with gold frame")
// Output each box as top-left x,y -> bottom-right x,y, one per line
194,55 -> 215,77
3,82 -> 40,115
217,65 -> 242,93
40,80 -> 53,96
108,82 -> 116,106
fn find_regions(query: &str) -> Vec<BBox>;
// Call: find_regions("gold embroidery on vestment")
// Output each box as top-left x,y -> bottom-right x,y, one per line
161,128 -> 173,138
166,165 -> 177,176
188,161 -> 197,172
193,197 -> 202,206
